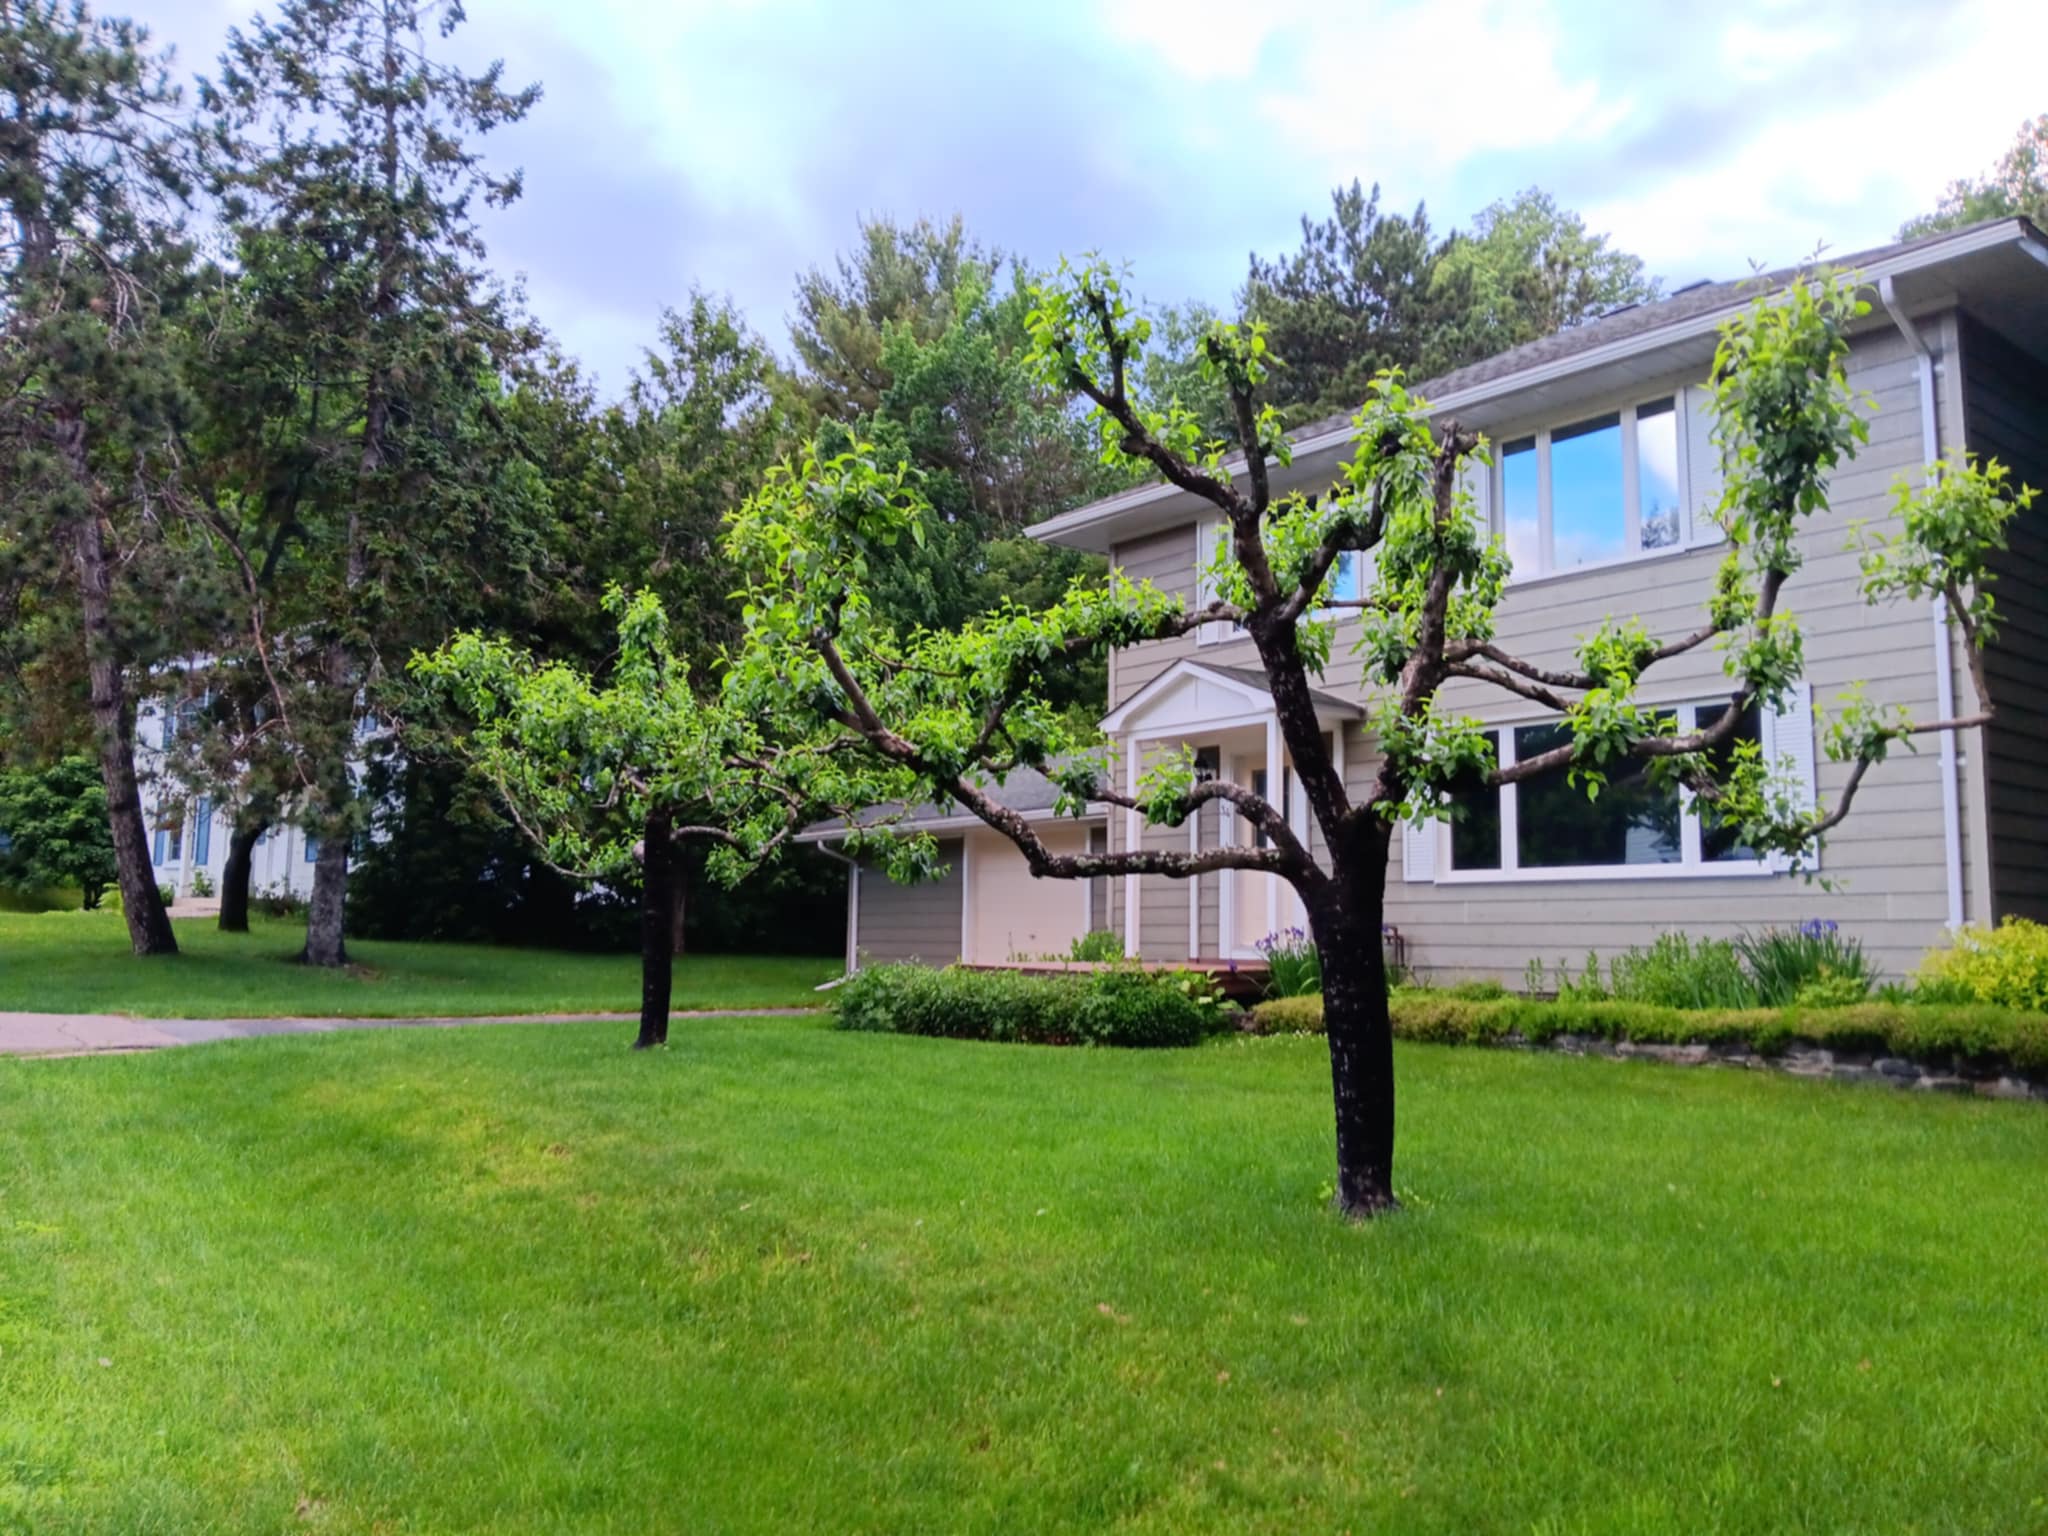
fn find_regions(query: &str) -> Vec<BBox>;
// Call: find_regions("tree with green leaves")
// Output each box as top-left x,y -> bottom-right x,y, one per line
0,753 -> 116,906
713,263 -> 2028,1217
190,0 -> 541,965
791,213 -> 986,423
792,216 -> 1120,717
1431,187 -> 1660,358
1901,113 -> 2047,237
1244,180 -> 1450,426
0,0 -> 190,954
416,588 -> 899,1049
1244,182 -> 1660,427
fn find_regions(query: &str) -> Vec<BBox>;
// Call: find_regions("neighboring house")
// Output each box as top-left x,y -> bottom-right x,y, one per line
820,218 -> 2048,982
134,698 -> 324,905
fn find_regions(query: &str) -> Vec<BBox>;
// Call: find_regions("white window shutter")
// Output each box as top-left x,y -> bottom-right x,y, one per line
1401,815 -> 1437,883
1683,384 -> 1725,546
1760,683 -> 1818,873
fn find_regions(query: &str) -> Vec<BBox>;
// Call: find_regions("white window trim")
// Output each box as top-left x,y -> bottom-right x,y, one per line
1495,380 -> 1720,586
1432,699 -> 1802,885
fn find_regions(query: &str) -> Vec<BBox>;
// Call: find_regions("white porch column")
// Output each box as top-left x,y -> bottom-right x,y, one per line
1123,734 -> 1141,958
1264,713 -> 1281,943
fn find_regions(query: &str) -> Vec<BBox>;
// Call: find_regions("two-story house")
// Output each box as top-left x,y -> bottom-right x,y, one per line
806,218 -> 2048,984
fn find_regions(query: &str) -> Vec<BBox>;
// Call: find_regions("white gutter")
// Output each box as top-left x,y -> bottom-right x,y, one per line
794,803 -> 1111,844
1878,275 -> 1966,931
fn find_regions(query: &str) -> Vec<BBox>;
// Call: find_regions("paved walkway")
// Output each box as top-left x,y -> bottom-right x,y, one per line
0,1008 -> 816,1058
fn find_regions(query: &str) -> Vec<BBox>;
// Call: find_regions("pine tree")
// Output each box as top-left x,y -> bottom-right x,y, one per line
195,0 -> 539,965
0,0 -> 192,955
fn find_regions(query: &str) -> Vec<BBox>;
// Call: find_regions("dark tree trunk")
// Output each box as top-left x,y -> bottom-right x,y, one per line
301,834 -> 349,966
66,425 -> 176,957
218,818 -> 266,933
636,811 -> 677,1049
1310,837 -> 1399,1218
670,876 -> 688,957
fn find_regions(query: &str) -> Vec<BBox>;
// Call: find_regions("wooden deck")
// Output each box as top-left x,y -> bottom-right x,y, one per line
959,958 -> 1272,1004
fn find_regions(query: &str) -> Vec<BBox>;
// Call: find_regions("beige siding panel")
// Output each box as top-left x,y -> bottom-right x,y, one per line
965,824 -> 1091,962
1962,315 -> 2048,922
1111,323 -> 1980,982
856,838 -> 963,964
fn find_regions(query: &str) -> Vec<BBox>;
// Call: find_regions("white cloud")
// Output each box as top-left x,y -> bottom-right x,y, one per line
1108,0 -> 1624,180
1584,0 -> 2048,280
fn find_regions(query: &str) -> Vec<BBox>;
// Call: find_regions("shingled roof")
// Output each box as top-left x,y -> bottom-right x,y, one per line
1282,220 -> 2008,444
797,765 -> 1105,840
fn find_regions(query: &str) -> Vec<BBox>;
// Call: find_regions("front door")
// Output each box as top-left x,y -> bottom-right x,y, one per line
1228,756 -> 1304,954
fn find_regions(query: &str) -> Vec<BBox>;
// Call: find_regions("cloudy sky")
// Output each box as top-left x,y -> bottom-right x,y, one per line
141,0 -> 2045,392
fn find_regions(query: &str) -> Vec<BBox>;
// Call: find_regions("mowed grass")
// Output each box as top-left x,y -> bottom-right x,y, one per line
3,1016 -> 2045,1534
0,910 -> 836,1017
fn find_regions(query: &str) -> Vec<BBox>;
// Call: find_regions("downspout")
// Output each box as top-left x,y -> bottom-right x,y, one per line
816,843 -> 859,981
1878,277 -> 1966,931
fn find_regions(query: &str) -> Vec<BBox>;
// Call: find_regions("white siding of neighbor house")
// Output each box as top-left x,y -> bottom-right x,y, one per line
1960,315 -> 2048,925
1106,317 -> 1994,983
133,702 -> 322,905
856,837 -> 964,964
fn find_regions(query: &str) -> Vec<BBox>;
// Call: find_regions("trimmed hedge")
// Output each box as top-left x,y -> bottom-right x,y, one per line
1252,992 -> 2048,1074
835,963 -> 1228,1049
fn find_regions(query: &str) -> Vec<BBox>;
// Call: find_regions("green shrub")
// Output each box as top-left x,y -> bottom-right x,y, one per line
1609,932 -> 1758,1010
1791,972 -> 1869,1010
1253,995 -> 1324,1035
1245,993 -> 2048,1073
1441,978 -> 1507,1001
1737,920 -> 1875,1006
1915,917 -> 2048,1012
1067,928 -> 1122,963
158,883 -> 175,908
835,963 -> 1228,1048
188,868 -> 215,899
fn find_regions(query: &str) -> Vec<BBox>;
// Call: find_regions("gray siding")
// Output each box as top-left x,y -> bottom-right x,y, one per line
1107,320 -> 1992,983
856,838 -> 962,964
1962,315 -> 2048,922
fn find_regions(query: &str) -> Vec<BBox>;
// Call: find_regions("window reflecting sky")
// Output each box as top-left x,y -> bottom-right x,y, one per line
1638,399 -> 1682,549
1549,413 -> 1625,569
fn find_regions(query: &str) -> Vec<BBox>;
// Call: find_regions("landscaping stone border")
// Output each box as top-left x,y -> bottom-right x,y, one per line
1534,1031 -> 2048,1101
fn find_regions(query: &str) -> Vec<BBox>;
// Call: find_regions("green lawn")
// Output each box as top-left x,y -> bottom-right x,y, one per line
3,1017 -> 2043,1533
0,910 -> 836,1017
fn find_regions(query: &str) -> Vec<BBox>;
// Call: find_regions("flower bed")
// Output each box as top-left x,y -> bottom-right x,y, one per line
1252,992 -> 2048,1098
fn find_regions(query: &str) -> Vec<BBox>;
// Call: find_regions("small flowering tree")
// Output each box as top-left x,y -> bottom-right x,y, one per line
719,261 -> 2031,1217
415,588 -> 918,1049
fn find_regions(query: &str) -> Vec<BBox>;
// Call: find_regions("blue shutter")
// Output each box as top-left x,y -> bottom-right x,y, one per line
304,833 -> 320,863
153,829 -> 167,866
193,799 -> 212,866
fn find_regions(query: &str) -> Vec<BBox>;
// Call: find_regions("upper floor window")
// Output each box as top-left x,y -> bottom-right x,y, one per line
1495,393 -> 1699,581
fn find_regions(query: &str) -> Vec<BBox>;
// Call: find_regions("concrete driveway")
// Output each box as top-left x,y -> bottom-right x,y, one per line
0,1008 -> 809,1057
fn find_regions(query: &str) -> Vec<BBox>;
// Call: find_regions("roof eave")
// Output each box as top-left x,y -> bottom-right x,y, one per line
1028,217 -> 2043,555
795,802 -> 1111,845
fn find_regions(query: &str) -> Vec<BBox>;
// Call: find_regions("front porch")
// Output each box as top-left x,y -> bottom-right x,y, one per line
1101,659 -> 1363,963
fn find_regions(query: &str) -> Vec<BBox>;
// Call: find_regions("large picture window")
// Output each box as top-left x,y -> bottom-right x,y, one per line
1442,701 -> 1776,880
1495,394 -> 1697,579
